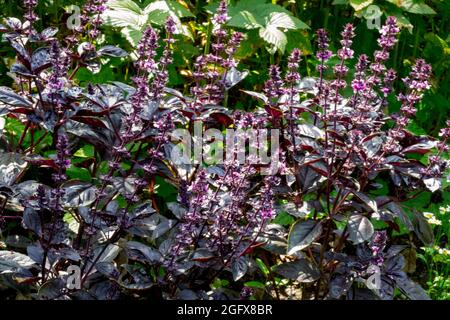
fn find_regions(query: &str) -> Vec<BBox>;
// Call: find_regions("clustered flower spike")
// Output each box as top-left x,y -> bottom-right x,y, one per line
166,170 -> 210,269
383,59 -> 432,154
351,54 -> 369,93
370,17 -> 400,78
223,31 -> 245,69
189,0 -> 244,109
369,231 -> 387,266
52,133 -> 71,183
264,65 -> 285,106
80,0 -> 108,40
422,119 -> 449,180
398,59 -> 432,118
23,0 -> 38,27
285,48 -> 302,84
151,17 -> 176,101
47,41 -> 70,93
136,27 -> 160,74
316,28 -> 332,70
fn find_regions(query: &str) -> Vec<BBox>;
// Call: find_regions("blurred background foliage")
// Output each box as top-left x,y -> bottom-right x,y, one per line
0,0 -> 448,299
1,0 -> 448,137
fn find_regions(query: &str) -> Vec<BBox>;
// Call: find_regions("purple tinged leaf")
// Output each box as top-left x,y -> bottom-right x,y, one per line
31,47 -> 51,72
126,241 -> 162,263
0,86 -> 32,107
395,278 -> 430,300
411,209 -> 434,246
402,141 -> 436,155
167,202 -> 186,219
347,215 -> 374,244
273,259 -> 320,283
0,250 -> 36,273
231,256 -> 248,281
22,207 -> 42,237
241,90 -> 269,104
95,261 -> 120,280
287,220 -> 322,255
297,124 -> 324,139
61,181 -> 97,207
353,191 -> 378,214
224,68 -> 248,90
40,27 -> 58,39
97,45 -> 128,58
423,177 -> 441,192
10,63 -> 33,77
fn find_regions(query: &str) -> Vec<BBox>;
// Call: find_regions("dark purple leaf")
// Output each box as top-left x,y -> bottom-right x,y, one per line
97,45 -> 128,58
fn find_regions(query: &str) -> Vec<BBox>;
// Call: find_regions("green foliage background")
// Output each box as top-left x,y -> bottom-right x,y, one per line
0,0 -> 448,299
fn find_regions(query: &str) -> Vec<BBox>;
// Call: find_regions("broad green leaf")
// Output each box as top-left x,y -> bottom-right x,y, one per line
103,0 -> 194,46
332,0 -> 349,4
386,0 -> 436,15
349,0 -> 373,12
74,144 -> 95,158
228,11 -> 262,29
122,26 -> 143,47
260,25 -> 288,53
66,166 -> 92,182
225,0 -> 308,53
108,0 -> 142,14
144,0 -> 193,38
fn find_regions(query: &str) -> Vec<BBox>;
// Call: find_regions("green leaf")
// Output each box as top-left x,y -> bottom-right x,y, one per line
255,258 -> 270,277
122,27 -> 143,47
228,11 -> 262,29
349,0 -> 373,12
66,166 -> 92,182
332,0 -> 349,4
260,24 -> 287,53
108,0 -> 142,14
74,144 -> 95,158
244,281 -> 266,289
273,211 -> 295,226
103,0 -> 194,46
386,0 -> 436,15
225,0 -> 308,53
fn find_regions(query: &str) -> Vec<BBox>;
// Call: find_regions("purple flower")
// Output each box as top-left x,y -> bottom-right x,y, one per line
351,79 -> 366,92
240,287 -> 254,300
23,0 -> 38,26
316,29 -> 332,67
377,17 -> 400,52
337,24 -> 355,61
47,41 -> 70,94
52,132 -> 70,183
264,65 -> 285,106
285,48 -> 302,84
